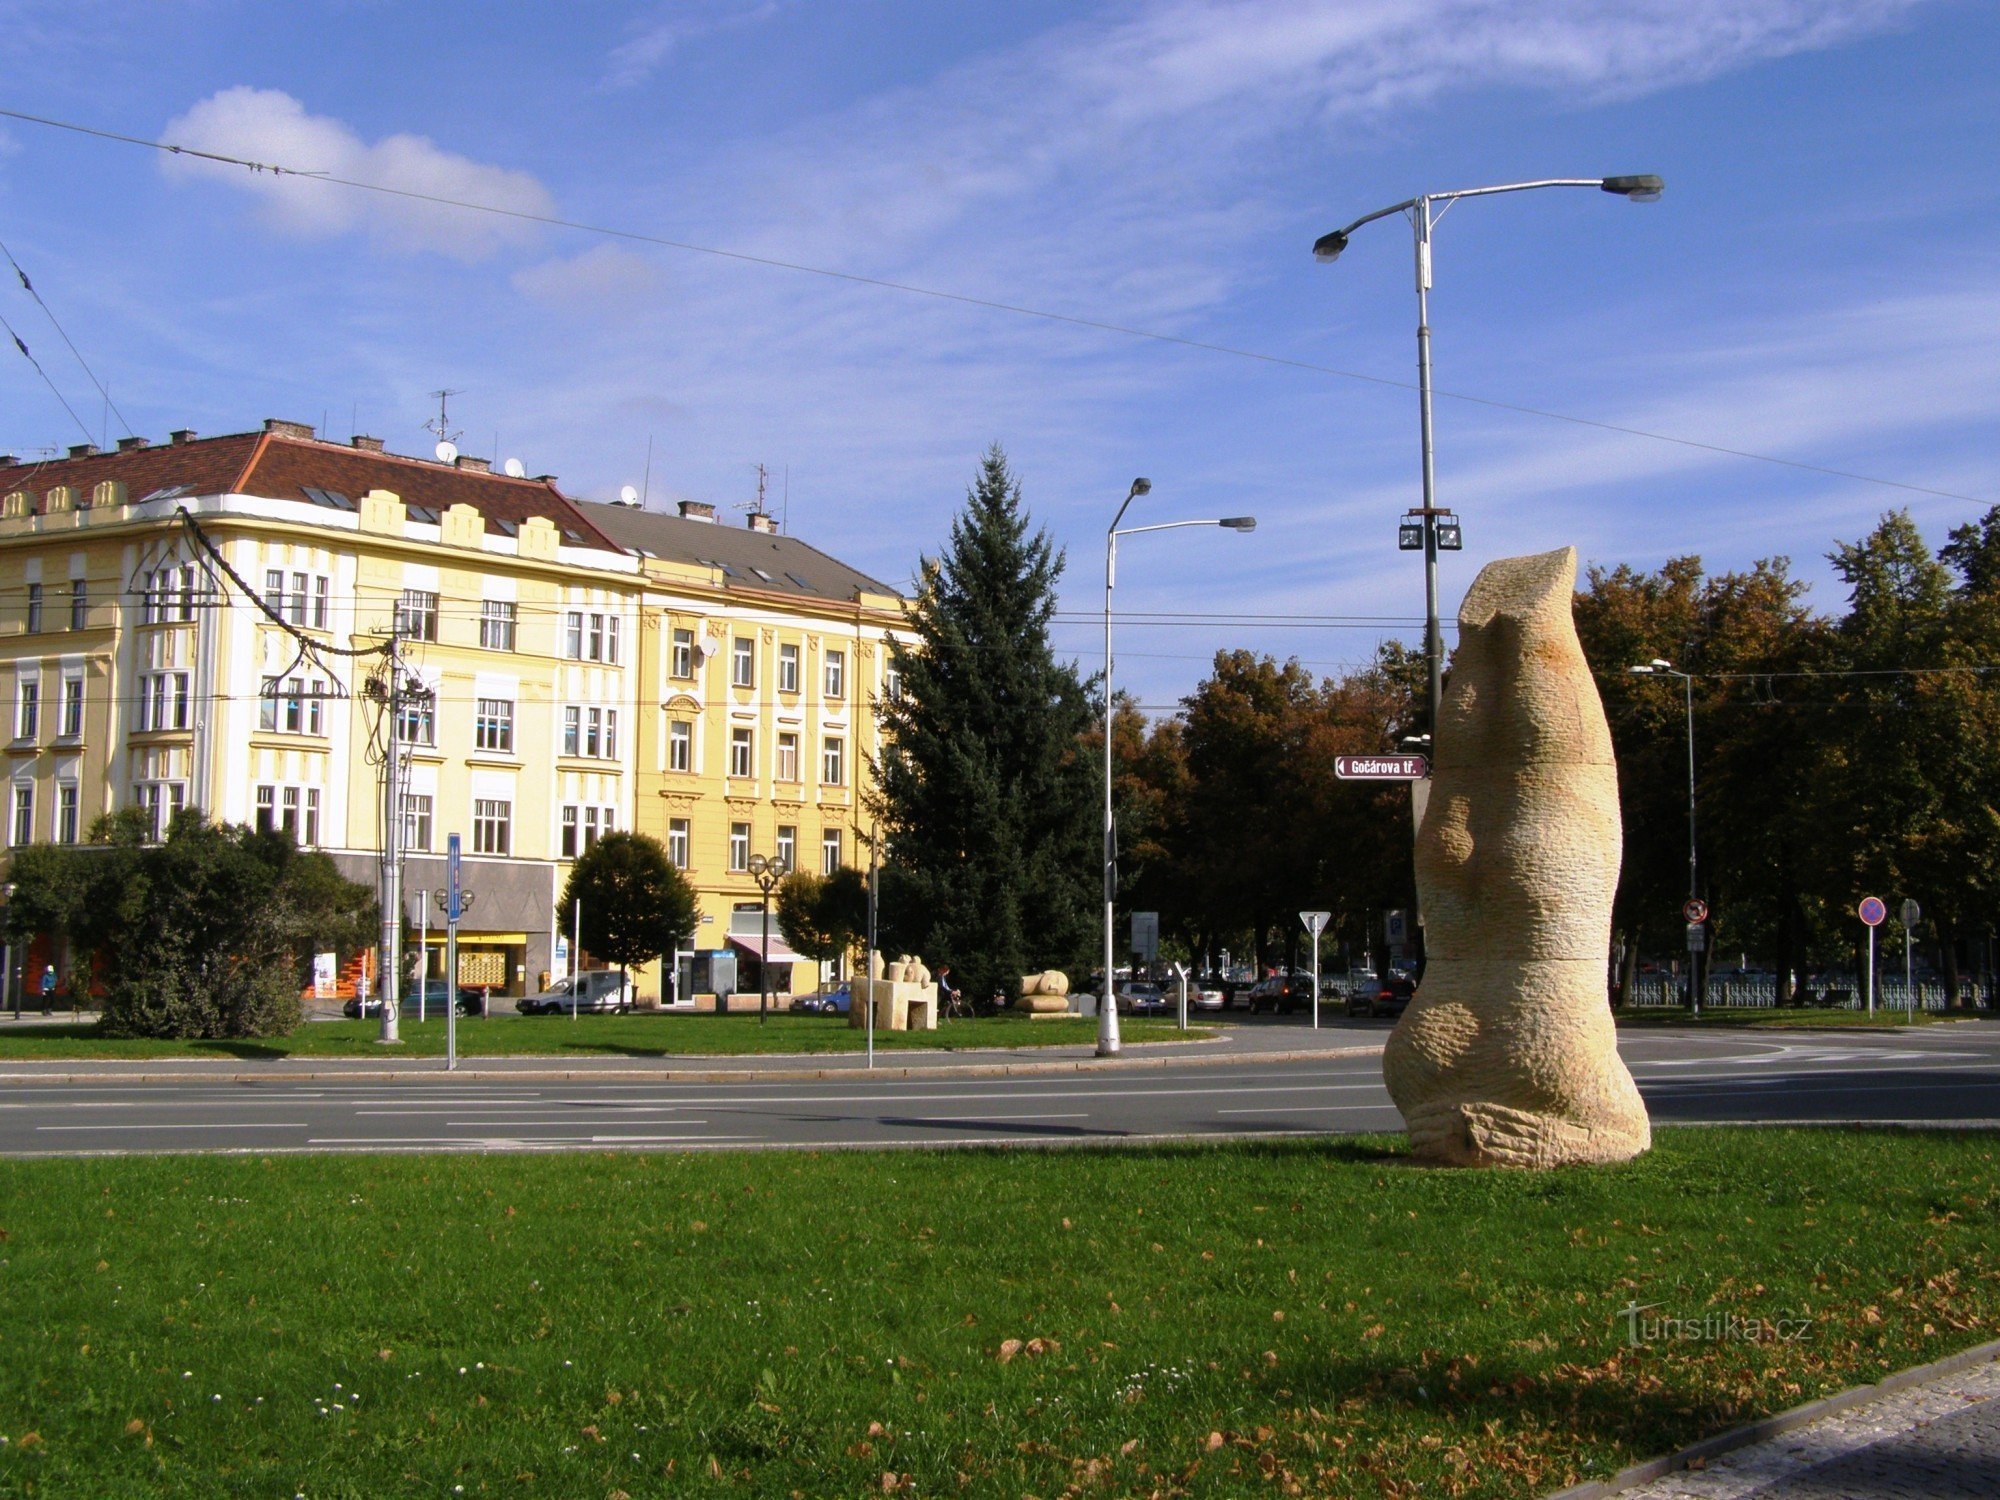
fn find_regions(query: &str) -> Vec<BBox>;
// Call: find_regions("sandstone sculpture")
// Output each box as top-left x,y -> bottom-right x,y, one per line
1016,970 -> 1070,1018
1382,546 -> 1650,1168
852,954 -> 938,1031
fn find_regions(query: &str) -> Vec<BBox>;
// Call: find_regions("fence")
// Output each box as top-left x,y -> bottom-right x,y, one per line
1621,975 -> 1991,1010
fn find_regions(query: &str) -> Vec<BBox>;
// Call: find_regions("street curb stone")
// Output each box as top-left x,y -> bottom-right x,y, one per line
1545,1336 -> 2000,1499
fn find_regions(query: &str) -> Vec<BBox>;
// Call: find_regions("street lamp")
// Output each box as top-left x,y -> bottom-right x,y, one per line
1627,657 -> 1700,1012
746,851 -> 790,1026
1102,479 -> 1256,1057
1314,174 -> 1664,744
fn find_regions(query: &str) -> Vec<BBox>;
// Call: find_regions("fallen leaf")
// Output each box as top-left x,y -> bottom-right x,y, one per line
998,1339 -> 1023,1364
1206,1431 -> 1226,1451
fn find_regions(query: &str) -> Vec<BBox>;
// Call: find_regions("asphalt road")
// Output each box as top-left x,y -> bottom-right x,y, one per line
4,1025 -> 2000,1156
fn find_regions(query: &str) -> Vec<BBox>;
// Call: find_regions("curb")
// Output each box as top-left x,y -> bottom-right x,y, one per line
1546,1335 -> 2000,1499
0,1042 -> 1383,1087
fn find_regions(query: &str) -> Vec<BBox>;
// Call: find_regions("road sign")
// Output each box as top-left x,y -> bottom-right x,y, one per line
1130,911 -> 1159,961
1300,910 -> 1330,937
1685,922 -> 1707,952
554,935 -> 570,969
1385,910 -> 1409,946
1682,898 -> 1708,925
1900,898 -> 1922,927
446,833 -> 463,922
1859,896 -> 1886,927
1336,754 -> 1429,781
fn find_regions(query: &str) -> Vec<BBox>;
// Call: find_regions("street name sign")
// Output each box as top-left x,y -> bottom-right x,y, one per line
1859,896 -> 1886,927
446,833 -> 463,923
1335,755 -> 1429,780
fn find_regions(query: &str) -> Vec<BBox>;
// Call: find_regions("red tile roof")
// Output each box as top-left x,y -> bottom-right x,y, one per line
0,425 -> 621,553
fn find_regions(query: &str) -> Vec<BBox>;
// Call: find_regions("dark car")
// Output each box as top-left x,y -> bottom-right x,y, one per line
344,981 -> 484,1019
1243,974 -> 1311,1015
1349,974 -> 1416,1019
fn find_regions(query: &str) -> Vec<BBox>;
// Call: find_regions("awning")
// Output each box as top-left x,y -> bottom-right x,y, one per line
727,933 -> 807,966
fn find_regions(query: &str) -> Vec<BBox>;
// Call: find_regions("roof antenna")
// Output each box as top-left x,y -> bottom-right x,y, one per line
738,462 -> 770,520
642,433 -> 654,508
782,464 -> 789,534
424,389 -> 463,463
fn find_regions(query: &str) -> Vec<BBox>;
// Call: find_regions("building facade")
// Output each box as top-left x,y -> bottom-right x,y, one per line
0,421 -> 906,1005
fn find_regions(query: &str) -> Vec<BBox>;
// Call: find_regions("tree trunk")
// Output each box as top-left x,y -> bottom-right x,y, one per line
1941,913 -> 1964,1009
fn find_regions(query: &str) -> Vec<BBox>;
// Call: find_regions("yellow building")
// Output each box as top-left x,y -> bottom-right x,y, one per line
0,421 -> 907,1005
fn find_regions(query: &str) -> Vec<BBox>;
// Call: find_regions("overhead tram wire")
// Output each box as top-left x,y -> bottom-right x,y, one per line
0,234 -> 135,440
0,103 -> 1989,510
0,305 -> 94,445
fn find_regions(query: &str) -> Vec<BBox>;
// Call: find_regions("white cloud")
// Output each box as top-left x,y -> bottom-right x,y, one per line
159,87 -> 553,259
604,1 -> 783,89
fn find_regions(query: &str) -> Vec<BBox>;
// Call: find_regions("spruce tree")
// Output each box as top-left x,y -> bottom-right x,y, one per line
873,446 -> 1096,1003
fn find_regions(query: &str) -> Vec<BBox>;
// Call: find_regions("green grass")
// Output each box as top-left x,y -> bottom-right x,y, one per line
5,1129 -> 2000,1496
0,1012 -> 1205,1061
1616,1005 -> 1969,1030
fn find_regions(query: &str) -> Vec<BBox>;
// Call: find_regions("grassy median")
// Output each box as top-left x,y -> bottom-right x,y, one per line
0,1012 -> 1205,1061
5,1129 -> 2000,1496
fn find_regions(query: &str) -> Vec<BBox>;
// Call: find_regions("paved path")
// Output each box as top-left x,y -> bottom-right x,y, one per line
4,1024 -> 2000,1154
1617,1355 -> 2000,1498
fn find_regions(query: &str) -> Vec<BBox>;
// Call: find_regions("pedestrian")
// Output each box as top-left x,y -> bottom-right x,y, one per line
39,963 -> 56,1011
936,963 -> 961,1019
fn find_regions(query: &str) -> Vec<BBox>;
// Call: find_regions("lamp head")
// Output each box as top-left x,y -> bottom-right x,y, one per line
1651,657 -> 1672,669
1312,229 -> 1349,263
1625,665 -> 1653,676
747,853 -> 768,875
1602,174 -> 1664,202
1128,477 -> 1151,499
1219,516 -> 1257,531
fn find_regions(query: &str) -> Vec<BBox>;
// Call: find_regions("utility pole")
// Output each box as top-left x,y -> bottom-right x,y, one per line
376,627 -> 406,1044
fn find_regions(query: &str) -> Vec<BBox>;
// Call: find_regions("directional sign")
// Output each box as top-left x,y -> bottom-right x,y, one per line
1858,896 -> 1887,928
1900,898 -> 1922,927
1300,910 -> 1330,937
1682,898 -> 1708,925
1335,754 -> 1429,781
446,833 -> 463,923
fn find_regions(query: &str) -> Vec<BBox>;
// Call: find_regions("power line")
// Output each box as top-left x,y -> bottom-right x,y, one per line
0,233 -> 134,440
0,103 -> 1989,509
0,306 -> 94,445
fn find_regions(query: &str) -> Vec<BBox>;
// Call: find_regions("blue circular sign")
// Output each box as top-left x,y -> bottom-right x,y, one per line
1858,896 -> 1887,927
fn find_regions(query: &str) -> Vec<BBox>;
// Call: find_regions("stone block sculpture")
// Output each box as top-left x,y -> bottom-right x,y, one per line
851,954 -> 939,1031
1016,970 -> 1070,1017
1382,546 -> 1651,1168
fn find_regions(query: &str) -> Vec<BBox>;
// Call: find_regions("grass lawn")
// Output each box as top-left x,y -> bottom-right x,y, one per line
1616,1005 -> 1971,1030
5,1129 -> 2000,1497
0,1012 -> 1205,1062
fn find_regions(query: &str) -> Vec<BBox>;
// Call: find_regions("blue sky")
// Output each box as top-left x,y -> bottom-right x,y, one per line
0,0 -> 1994,709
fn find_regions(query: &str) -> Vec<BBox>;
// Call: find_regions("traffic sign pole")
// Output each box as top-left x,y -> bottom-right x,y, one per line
445,834 -> 462,1072
1859,897 -> 1886,1018
1901,898 -> 1922,1017
1300,911 -> 1330,1031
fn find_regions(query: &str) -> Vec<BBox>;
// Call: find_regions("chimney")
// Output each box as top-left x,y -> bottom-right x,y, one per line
67,443 -> 100,459
263,418 -> 315,440
169,429 -> 196,446
116,436 -> 150,452
678,500 -> 717,523
454,455 -> 491,473
350,434 -> 385,452
0,455 -> 17,467
746,511 -> 777,534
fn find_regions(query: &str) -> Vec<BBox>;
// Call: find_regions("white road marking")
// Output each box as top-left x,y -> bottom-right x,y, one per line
37,1121 -> 310,1131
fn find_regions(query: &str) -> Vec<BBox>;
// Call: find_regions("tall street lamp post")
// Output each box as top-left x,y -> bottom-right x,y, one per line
747,851 -> 790,1027
1314,175 -> 1663,745
1628,658 -> 1700,1012
1101,480 -> 1255,1058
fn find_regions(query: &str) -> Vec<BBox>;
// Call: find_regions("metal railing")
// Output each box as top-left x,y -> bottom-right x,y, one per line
1620,976 -> 1990,1011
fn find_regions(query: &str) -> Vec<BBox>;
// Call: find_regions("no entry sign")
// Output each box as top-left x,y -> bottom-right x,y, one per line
1335,755 -> 1429,780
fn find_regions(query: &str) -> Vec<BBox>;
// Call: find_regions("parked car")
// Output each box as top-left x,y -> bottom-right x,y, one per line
1117,982 -> 1169,1017
407,979 -> 486,1016
790,985 -> 854,1015
1243,974 -> 1311,1014
1191,981 -> 1227,1010
1349,974 -> 1416,1019
516,970 -> 634,1015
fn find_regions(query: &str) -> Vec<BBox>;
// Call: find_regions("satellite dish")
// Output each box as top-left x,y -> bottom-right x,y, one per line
619,484 -> 640,506
697,635 -> 718,660
435,440 -> 459,464
503,457 -> 525,478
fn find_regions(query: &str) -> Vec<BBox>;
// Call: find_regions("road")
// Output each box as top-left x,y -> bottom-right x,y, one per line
3,1025 -> 1999,1155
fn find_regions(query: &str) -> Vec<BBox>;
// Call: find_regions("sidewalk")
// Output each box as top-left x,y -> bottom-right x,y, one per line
0,1018 -> 1386,1084
1558,1342 -> 2000,1498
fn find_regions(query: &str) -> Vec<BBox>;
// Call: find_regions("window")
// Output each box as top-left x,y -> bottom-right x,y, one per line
885,662 -> 903,702
258,676 -> 310,736
729,822 -> 750,872
667,818 -> 691,870
176,565 -> 197,623
668,719 -> 692,772
397,589 -> 439,642
563,609 -> 621,663
281,785 -> 300,838
135,781 -> 184,841
16,679 -> 37,741
729,727 -> 753,778
68,579 -> 86,630
479,600 -> 517,652
59,677 -> 82,739
585,707 -> 601,758
604,709 -> 618,760
313,576 -> 329,629
565,611 -> 583,659
474,698 -> 515,754
562,803 -> 618,859
473,798 -> 511,856
560,805 -> 578,859
288,571 -> 308,627
403,793 -> 433,852
776,825 -> 796,871
263,569 -> 285,618
778,643 -> 800,694
24,582 -> 41,634
824,649 -> 845,699
396,698 -> 436,747
776,731 -> 799,781
255,784 -> 274,833
140,566 -> 198,626
822,828 -> 843,874
305,788 -> 320,848
10,784 -> 31,846
822,735 -> 845,786
56,783 -> 77,844
731,636 -> 754,688
671,628 -> 695,679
